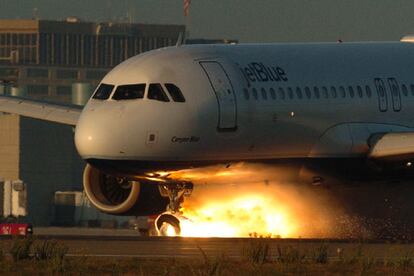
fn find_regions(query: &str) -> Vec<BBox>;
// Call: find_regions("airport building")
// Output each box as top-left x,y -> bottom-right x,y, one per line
0,19 -> 185,104
0,114 -> 83,225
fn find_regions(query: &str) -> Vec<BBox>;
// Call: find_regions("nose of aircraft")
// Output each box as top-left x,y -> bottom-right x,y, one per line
74,105 -> 127,159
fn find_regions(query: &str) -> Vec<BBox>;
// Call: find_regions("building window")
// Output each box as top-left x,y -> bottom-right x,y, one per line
27,68 -> 48,78
57,69 -> 78,79
86,70 -> 107,80
0,68 -> 19,78
27,85 -> 48,96
56,86 -> 71,95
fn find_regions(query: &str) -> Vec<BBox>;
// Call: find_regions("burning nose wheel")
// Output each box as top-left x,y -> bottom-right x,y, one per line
155,212 -> 182,236
158,221 -> 180,236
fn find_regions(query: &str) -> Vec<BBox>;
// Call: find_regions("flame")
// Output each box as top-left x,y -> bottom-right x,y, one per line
164,223 -> 179,236
151,163 -> 362,238
179,195 -> 295,238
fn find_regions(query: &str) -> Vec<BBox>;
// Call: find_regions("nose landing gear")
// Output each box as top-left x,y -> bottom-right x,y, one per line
155,180 -> 193,236
158,180 -> 193,213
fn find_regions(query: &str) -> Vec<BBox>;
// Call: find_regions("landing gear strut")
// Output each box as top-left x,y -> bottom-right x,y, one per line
158,181 -> 193,213
156,181 -> 193,236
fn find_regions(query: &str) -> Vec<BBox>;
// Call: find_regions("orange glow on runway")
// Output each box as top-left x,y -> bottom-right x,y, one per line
153,163 -> 364,238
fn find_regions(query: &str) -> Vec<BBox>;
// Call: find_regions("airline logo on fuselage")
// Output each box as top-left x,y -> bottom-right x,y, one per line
239,62 -> 288,87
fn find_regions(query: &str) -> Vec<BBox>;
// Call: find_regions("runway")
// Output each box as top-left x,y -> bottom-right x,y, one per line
2,235 -> 414,260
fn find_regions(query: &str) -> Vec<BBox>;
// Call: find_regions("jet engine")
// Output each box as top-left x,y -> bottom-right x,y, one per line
83,164 -> 168,215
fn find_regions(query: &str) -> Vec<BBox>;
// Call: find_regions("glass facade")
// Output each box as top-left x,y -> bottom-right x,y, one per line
0,20 -> 184,67
0,20 -> 185,104
0,33 -> 37,64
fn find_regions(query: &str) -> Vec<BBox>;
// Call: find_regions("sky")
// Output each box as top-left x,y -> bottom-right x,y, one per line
1,0 -> 414,43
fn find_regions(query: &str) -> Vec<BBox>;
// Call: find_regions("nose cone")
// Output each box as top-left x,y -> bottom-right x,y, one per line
75,105 -> 127,159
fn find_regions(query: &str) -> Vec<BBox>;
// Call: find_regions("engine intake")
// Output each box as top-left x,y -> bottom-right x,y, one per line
83,164 -> 168,215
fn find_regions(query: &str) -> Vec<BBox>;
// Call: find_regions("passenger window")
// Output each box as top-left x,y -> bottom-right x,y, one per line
365,86 -> 372,98
402,84 -> 408,96
270,88 -> 276,100
252,88 -> 258,100
330,86 -> 337,98
322,87 -> 328,99
357,86 -> 363,98
261,88 -> 267,100
296,87 -> 303,99
165,83 -> 186,102
305,87 -> 311,99
93,83 -> 114,100
243,88 -> 250,100
112,84 -> 145,100
313,87 -> 320,99
339,86 -> 346,98
288,87 -> 294,99
348,86 -> 355,98
278,87 -> 285,100
148,83 -> 169,102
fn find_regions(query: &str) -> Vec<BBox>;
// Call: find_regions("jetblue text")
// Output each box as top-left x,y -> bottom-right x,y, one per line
240,62 -> 288,87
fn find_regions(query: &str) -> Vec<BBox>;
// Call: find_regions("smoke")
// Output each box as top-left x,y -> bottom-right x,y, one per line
167,162 -> 370,238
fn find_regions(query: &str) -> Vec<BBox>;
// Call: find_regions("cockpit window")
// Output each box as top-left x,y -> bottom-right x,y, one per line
112,84 -> 146,100
92,83 -> 114,100
148,83 -> 170,102
165,83 -> 186,102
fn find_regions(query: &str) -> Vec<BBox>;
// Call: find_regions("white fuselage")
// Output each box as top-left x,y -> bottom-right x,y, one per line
74,42 -> 414,173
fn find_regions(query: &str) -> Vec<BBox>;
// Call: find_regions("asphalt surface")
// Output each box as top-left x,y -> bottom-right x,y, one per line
2,234 -> 414,260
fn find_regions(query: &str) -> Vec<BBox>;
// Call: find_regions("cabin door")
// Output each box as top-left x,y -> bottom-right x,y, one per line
387,78 -> 401,112
200,61 -> 237,130
374,78 -> 388,112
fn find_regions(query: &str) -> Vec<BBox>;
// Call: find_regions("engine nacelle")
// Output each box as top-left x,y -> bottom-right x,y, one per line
83,164 -> 168,216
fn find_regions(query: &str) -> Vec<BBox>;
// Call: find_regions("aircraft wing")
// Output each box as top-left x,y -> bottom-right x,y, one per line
369,132 -> 414,160
0,95 -> 82,126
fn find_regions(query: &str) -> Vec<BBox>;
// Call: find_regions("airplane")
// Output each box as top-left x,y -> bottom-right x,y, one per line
1,41 -> 414,234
